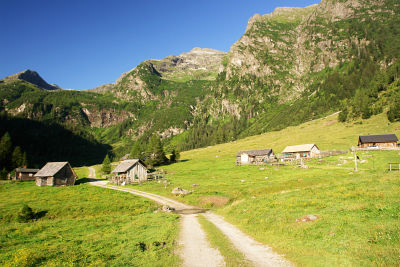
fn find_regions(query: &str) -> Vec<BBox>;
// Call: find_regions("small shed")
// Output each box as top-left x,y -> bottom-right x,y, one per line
14,168 -> 39,181
236,149 -> 276,165
111,159 -> 147,185
358,134 -> 398,148
282,144 -> 320,160
35,162 -> 77,187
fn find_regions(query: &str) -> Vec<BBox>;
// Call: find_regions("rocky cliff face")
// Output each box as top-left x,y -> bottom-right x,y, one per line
223,0 -> 391,101
81,107 -> 134,128
148,47 -> 226,81
1,69 -> 61,90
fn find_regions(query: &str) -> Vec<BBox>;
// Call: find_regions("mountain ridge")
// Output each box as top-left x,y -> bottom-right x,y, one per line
1,0 -> 400,164
1,69 -> 61,91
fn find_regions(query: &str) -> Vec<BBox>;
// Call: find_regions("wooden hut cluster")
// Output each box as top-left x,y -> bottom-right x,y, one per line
237,144 -> 321,165
236,133 -> 399,165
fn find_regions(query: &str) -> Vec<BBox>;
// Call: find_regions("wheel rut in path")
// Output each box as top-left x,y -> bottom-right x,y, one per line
90,181 -> 292,267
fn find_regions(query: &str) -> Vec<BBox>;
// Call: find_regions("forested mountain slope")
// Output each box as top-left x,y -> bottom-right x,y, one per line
1,0 -> 399,166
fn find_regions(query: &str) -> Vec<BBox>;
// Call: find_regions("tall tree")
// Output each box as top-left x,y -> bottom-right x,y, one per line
102,155 -> 111,174
145,135 -> 167,167
169,148 -> 180,163
11,146 -> 23,169
22,152 -> 28,167
0,132 -> 12,170
130,142 -> 142,159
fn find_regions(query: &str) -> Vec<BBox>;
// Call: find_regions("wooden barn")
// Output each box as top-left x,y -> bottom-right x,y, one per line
282,144 -> 320,160
111,159 -> 147,185
35,162 -> 77,187
14,168 -> 39,181
358,134 -> 398,148
236,149 -> 276,165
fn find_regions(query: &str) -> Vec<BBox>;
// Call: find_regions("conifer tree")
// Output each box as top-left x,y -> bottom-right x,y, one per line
0,132 -> 12,170
130,142 -> 142,159
22,152 -> 28,167
145,135 -> 167,167
11,146 -> 23,169
102,155 -> 111,174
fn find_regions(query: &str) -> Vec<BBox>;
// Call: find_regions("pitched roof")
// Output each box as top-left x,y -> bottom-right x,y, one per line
112,159 -> 144,173
359,134 -> 398,143
282,144 -> 318,153
35,162 -> 69,177
15,168 -> 39,173
237,149 -> 273,157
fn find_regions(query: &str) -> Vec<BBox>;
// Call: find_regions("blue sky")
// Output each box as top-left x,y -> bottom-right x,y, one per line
0,0 -> 320,90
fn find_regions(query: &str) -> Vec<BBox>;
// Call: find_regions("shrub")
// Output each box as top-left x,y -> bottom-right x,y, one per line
18,204 -> 35,222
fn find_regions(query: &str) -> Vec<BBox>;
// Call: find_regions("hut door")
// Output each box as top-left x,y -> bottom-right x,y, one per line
241,154 -> 249,164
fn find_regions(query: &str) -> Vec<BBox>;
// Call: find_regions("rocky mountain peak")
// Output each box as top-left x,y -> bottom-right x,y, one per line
1,69 -> 60,90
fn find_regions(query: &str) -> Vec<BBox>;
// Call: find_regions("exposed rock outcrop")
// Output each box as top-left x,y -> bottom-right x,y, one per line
81,107 -> 134,128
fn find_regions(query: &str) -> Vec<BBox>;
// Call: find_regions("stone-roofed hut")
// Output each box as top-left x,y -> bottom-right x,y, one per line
358,134 -> 398,148
14,168 -> 39,181
111,159 -> 147,185
236,149 -> 276,165
35,162 -> 77,186
282,144 -> 320,160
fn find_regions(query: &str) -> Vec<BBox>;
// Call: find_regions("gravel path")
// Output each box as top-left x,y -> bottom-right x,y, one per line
203,212 -> 292,267
90,177 -> 292,267
180,214 -> 225,267
88,167 -> 96,179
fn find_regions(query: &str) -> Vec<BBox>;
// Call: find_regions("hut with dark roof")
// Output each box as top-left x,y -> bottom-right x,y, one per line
111,159 -> 147,185
236,149 -> 276,165
14,168 -> 39,181
35,162 -> 77,186
358,134 -> 398,148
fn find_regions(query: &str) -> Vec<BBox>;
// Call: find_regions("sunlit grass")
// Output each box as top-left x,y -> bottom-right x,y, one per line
0,182 -> 180,266
131,113 -> 400,266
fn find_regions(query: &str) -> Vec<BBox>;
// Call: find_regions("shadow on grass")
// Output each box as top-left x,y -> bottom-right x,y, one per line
75,178 -> 106,185
35,210 -> 48,219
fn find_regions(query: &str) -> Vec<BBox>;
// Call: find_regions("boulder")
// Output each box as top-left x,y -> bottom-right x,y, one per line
171,187 -> 190,195
296,214 -> 319,222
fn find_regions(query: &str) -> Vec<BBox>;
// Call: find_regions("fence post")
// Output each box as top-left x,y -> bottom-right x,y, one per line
389,163 -> 392,171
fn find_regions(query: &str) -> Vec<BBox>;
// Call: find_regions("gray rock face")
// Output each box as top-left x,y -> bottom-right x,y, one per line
116,47 -> 226,84
1,69 -> 60,90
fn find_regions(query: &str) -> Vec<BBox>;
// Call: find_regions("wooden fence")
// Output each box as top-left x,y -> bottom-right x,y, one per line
147,172 -> 164,180
388,163 -> 400,171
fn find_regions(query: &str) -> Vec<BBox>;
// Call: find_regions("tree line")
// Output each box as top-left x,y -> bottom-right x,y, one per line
0,132 -> 28,179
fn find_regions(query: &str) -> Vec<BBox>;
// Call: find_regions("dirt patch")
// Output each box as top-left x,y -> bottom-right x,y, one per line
200,196 -> 230,207
296,214 -> 319,222
174,208 -> 207,215
323,119 -> 338,126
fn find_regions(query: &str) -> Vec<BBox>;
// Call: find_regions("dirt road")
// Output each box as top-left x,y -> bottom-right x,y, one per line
90,175 -> 291,267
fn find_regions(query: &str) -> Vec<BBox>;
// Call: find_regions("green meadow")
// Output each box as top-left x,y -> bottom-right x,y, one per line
0,181 -> 180,266
131,113 -> 400,266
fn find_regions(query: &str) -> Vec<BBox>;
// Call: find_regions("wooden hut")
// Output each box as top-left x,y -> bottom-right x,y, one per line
35,162 -> 77,186
111,159 -> 147,185
282,144 -> 320,160
14,168 -> 39,181
236,149 -> 276,165
358,134 -> 398,148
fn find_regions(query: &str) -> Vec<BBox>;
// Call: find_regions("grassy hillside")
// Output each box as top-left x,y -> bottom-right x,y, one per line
0,181 -> 180,266
132,113 -> 400,266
